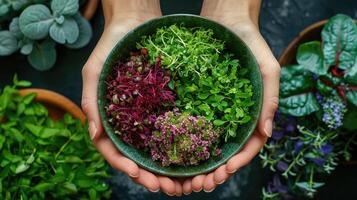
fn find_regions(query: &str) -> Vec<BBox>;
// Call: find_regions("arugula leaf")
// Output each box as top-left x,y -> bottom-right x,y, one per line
322,14 -> 357,70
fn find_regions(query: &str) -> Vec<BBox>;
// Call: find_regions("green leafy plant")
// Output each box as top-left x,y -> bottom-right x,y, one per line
139,25 -> 254,141
0,76 -> 111,199
0,0 -> 92,70
260,14 -> 357,199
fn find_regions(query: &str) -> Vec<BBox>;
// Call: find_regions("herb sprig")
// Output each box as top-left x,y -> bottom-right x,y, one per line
0,76 -> 111,200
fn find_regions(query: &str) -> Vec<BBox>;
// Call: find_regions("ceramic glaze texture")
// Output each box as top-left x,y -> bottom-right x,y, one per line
98,14 -> 263,177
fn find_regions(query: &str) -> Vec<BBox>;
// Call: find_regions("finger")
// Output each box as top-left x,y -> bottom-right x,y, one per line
158,176 -> 176,196
214,165 -> 229,185
192,174 -> 205,192
132,169 -> 160,192
240,30 -> 280,137
183,178 -> 192,195
94,136 -> 140,178
174,179 -> 183,197
203,173 -> 216,193
226,131 -> 267,173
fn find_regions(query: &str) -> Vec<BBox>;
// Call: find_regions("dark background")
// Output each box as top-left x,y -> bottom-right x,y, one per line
1,0 -> 356,199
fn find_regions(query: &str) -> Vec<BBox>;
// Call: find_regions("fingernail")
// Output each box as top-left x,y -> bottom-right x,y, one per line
216,179 -> 226,185
227,168 -> 237,174
203,188 -> 215,193
183,191 -> 191,195
148,188 -> 160,193
264,118 -> 273,137
165,192 -> 175,196
128,172 -> 139,178
89,121 -> 97,140
192,187 -> 202,193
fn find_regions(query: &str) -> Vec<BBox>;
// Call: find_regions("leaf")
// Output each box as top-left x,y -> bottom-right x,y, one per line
28,40 -> 57,71
0,135 -> 5,150
343,105 -> 357,130
0,5 -> 10,17
15,162 -> 30,174
51,0 -> 79,16
33,182 -> 54,192
213,119 -> 226,126
279,93 -> 320,117
0,31 -> 18,56
49,17 -> 79,44
63,182 -> 77,193
9,18 -> 23,38
346,90 -> 357,107
66,14 -> 92,48
297,41 -> 327,75
19,5 -> 54,40
280,65 -> 315,97
344,57 -> 357,85
322,14 -> 357,70
20,43 -> 33,55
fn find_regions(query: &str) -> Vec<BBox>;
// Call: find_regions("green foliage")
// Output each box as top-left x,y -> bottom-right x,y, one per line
0,76 -> 111,199
322,14 -> 357,70
0,0 -> 92,71
279,14 -> 357,116
140,25 -> 254,141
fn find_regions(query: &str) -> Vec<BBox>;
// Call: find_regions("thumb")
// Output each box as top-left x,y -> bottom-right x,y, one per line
82,56 -> 104,140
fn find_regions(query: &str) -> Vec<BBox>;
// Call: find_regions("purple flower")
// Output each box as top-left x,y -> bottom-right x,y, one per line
294,140 -> 304,153
321,144 -> 333,155
277,161 -> 289,172
285,123 -> 295,132
272,130 -> 284,141
311,158 -> 325,166
267,174 -> 289,194
321,95 -> 346,130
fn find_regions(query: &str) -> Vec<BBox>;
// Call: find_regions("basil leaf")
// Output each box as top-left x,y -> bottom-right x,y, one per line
28,40 -> 57,71
51,0 -> 79,16
19,5 -> 54,40
279,93 -> 320,117
49,17 -> 79,44
65,14 -> 92,48
280,65 -> 315,97
322,14 -> 357,70
297,41 -> 328,75
0,31 -> 18,56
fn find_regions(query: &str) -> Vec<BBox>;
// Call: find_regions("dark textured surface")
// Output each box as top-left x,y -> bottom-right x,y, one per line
98,14 -> 263,177
0,0 -> 356,199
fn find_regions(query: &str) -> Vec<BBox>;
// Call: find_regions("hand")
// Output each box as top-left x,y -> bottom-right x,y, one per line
181,0 -> 280,194
81,0 -> 183,196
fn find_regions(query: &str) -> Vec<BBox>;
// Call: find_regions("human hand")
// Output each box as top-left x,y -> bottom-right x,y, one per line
180,0 -> 280,194
81,0 -> 184,196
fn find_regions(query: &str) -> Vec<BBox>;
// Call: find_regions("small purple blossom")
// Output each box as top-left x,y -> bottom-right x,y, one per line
321,95 -> 347,130
294,140 -> 304,153
277,161 -> 289,172
311,158 -> 325,167
321,144 -> 333,155
272,130 -> 284,141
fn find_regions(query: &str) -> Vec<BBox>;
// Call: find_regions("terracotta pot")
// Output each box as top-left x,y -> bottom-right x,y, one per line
278,20 -> 357,165
82,0 -> 100,20
19,89 -> 86,124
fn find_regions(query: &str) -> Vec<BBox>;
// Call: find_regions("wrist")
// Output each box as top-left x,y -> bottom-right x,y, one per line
201,0 -> 261,26
102,0 -> 162,24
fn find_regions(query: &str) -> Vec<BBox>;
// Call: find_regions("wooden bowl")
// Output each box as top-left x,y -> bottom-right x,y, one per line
19,89 -> 86,123
278,20 -> 357,165
82,0 -> 100,20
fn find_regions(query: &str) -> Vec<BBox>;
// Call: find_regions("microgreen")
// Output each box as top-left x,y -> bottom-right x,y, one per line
139,25 -> 254,141
0,76 -> 111,199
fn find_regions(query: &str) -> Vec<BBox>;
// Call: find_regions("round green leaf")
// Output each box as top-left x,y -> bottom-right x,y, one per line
322,14 -> 357,70
66,14 -> 92,48
19,5 -> 54,40
28,40 -> 57,71
297,41 -> 328,75
51,0 -> 79,16
346,90 -> 357,107
0,4 -> 10,17
49,17 -> 79,44
9,17 -> 23,38
20,43 -> 33,55
0,31 -> 18,56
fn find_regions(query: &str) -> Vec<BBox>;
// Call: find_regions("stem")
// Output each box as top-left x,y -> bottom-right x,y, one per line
282,147 -> 308,178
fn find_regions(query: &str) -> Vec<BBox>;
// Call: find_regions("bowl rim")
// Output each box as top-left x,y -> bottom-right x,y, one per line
98,14 -> 263,177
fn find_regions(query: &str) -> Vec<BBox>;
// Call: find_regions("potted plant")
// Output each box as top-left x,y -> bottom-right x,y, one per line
259,14 -> 357,199
0,0 -> 98,71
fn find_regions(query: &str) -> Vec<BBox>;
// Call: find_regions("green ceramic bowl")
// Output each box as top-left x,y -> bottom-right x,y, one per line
98,14 -> 263,177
